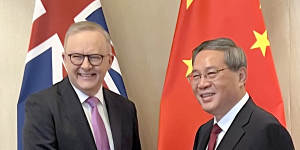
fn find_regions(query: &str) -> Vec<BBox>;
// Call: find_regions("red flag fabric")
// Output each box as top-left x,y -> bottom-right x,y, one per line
158,0 -> 286,150
17,1 -> 128,150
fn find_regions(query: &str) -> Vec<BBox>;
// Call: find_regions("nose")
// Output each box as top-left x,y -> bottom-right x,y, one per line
81,56 -> 92,70
196,77 -> 211,89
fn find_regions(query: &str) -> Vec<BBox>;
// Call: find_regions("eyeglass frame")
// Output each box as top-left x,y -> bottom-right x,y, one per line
187,67 -> 228,84
67,53 -> 111,66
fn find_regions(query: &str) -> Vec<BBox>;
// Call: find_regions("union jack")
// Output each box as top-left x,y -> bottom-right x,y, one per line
17,1 -> 127,149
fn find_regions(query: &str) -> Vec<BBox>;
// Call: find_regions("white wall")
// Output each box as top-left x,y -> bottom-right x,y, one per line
0,0 -> 34,149
0,0 -> 299,149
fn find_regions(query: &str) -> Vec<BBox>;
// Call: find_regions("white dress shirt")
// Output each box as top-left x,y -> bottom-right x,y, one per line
206,92 -> 249,150
72,85 -> 115,150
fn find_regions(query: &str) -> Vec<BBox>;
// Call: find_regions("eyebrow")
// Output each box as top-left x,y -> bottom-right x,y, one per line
192,66 -> 219,73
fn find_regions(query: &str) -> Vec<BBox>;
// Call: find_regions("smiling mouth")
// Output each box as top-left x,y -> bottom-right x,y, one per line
78,73 -> 96,78
200,93 -> 215,99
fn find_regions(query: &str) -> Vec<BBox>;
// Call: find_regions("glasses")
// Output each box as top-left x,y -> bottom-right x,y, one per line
187,68 -> 227,84
67,53 -> 111,66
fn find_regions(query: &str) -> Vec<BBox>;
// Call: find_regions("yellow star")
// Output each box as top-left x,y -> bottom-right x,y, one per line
183,59 -> 193,77
187,0 -> 194,9
250,30 -> 270,57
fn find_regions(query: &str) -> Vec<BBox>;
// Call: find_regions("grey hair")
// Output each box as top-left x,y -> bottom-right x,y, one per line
64,21 -> 111,52
192,37 -> 247,71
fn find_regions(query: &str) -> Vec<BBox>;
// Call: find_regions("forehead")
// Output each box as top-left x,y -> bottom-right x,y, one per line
65,30 -> 109,53
193,50 -> 225,70
66,30 -> 106,44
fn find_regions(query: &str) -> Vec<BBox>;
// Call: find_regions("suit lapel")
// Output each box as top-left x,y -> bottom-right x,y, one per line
58,78 -> 97,149
217,98 -> 254,150
197,120 -> 213,150
103,88 -> 122,150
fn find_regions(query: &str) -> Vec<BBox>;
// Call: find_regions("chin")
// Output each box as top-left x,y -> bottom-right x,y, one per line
200,103 -> 215,114
82,84 -> 99,90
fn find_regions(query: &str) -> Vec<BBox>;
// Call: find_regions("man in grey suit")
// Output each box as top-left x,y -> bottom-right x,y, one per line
23,21 -> 141,150
189,38 -> 294,150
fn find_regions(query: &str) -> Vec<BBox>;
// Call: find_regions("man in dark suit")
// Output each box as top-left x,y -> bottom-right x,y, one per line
23,21 -> 141,150
188,38 -> 294,150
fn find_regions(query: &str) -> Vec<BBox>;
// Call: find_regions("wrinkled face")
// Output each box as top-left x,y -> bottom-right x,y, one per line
191,50 -> 246,120
63,30 -> 112,96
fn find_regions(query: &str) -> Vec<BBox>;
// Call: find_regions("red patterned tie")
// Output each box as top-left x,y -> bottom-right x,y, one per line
208,124 -> 222,150
86,97 -> 110,150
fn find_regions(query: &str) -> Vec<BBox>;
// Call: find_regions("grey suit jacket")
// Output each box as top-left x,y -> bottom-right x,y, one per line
23,77 -> 141,150
193,98 -> 294,150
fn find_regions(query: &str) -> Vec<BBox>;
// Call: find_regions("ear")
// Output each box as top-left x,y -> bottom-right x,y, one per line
238,67 -> 247,86
62,52 -> 67,62
108,55 -> 113,67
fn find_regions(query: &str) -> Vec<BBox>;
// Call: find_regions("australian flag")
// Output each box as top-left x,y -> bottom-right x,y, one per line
17,0 -> 127,149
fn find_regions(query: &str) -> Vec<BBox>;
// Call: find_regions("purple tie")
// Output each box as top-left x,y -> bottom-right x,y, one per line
208,124 -> 222,150
86,97 -> 110,150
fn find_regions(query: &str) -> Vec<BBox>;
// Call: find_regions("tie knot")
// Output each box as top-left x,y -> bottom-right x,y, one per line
86,97 -> 99,108
212,124 -> 222,134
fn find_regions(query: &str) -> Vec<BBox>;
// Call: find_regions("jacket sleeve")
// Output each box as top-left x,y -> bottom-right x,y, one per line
23,94 -> 58,150
131,103 -> 142,150
265,123 -> 295,150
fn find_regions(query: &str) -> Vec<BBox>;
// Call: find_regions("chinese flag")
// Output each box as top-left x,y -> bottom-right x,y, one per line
158,0 -> 286,150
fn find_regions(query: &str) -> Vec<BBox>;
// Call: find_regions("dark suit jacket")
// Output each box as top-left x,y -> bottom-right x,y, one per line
23,77 -> 141,150
193,98 -> 294,150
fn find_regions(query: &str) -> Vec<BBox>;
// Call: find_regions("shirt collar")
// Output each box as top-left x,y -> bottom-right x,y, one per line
214,92 -> 249,132
71,83 -> 104,105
